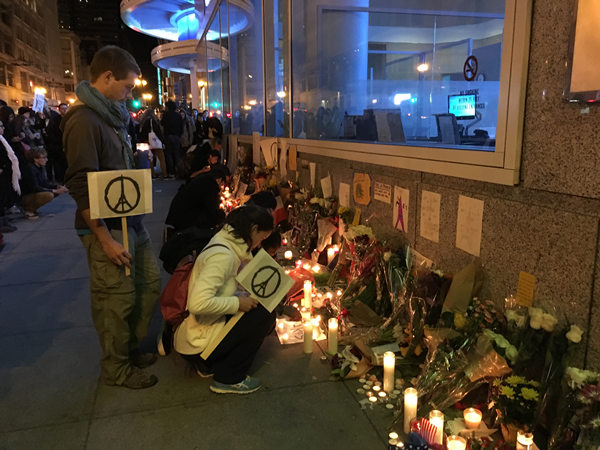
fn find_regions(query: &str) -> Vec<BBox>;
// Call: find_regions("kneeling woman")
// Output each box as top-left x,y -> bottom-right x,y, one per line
174,205 -> 274,394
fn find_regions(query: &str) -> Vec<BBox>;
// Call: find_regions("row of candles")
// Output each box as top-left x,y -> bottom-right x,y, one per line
283,245 -> 340,265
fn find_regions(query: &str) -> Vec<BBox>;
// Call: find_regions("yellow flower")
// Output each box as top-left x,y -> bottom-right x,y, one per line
500,386 -> 515,399
505,376 -> 525,386
521,387 -> 539,401
454,313 -> 467,330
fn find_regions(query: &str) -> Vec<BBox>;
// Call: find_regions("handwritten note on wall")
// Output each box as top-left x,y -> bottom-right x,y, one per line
353,173 -> 371,205
374,182 -> 392,204
339,183 -> 351,207
420,190 -> 441,243
455,195 -> 484,256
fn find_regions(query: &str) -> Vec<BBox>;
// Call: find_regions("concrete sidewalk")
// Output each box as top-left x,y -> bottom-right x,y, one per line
0,180 -> 389,450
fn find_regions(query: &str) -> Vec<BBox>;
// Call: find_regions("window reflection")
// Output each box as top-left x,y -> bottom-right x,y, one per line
291,2 -> 504,150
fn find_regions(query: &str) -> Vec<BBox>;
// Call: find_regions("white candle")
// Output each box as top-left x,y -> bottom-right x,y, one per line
327,318 -> 338,354
327,247 -> 336,264
383,351 -> 396,393
447,435 -> 466,450
303,280 -> 312,309
369,396 -> 378,403
429,410 -> 444,445
388,432 -> 399,441
516,431 -> 534,450
403,388 -> 418,434
372,385 -> 381,392
463,408 -> 482,430
303,321 -> 313,354
284,250 -> 293,260
312,264 -> 320,273
378,391 -> 387,399
282,332 -> 289,343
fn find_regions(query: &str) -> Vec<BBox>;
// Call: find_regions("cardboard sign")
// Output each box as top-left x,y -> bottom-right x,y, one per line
87,169 -> 153,219
353,173 -> 371,205
288,145 -> 297,171
236,249 -> 294,313
516,271 -> 536,307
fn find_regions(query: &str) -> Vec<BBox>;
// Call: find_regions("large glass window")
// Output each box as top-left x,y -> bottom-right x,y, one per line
291,1 -> 504,151
264,0 -> 290,137
230,0 -> 264,135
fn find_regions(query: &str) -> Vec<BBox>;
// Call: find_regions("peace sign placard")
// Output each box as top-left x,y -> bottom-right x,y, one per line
87,169 -> 153,219
236,249 -> 294,313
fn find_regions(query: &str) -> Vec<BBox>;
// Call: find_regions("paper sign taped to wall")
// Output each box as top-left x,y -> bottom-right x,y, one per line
339,182 -> 351,207
309,162 -> 316,187
420,190 -> 441,243
516,271 -> 536,307
321,175 -> 332,198
236,249 -> 294,313
87,169 -> 153,220
252,132 -> 261,165
353,173 -> 371,205
393,186 -> 410,233
288,145 -> 297,171
374,182 -> 392,204
456,195 -> 484,257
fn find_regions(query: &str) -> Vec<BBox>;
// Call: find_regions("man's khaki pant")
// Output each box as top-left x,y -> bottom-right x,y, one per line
80,225 -> 161,384
21,192 -> 53,213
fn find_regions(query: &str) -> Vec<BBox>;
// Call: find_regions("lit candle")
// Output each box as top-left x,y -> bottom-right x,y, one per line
336,290 -> 342,296
447,435 -> 466,450
383,351 -> 396,393
303,263 -> 311,271
378,391 -> 387,399
284,250 -> 293,260
303,321 -> 313,354
282,333 -> 289,343
327,247 -> 336,264
372,385 -> 381,392
277,322 -> 285,331
429,410 -> 444,445
303,280 -> 312,309
369,396 -> 378,403
282,238 -> 288,246
463,408 -> 482,430
388,432 -> 399,441
328,318 -> 338,354
403,388 -> 418,434
516,431 -> 534,450
312,264 -> 320,273
295,260 -> 302,268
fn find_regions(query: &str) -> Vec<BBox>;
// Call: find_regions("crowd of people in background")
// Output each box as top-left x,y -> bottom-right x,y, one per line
0,95 -> 224,241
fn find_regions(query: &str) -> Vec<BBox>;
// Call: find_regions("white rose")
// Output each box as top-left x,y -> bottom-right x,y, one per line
530,316 -> 542,330
566,325 -> 584,343
529,307 -> 543,319
541,313 -> 558,332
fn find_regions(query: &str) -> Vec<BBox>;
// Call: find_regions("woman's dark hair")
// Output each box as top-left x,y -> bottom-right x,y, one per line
226,205 -> 273,247
247,190 -> 277,210
90,46 -> 141,82
260,230 -> 281,252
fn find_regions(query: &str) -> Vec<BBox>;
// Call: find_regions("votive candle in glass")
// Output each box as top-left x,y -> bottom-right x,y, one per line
383,351 -> 396,392
403,388 -> 418,434
429,410 -> 444,445
327,318 -> 338,354
284,250 -> 293,260
447,435 -> 467,450
463,408 -> 482,430
327,247 -> 336,264
516,430 -> 534,450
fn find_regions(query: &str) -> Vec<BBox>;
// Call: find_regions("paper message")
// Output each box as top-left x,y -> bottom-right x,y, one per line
87,169 -> 153,219
353,173 -> 371,205
309,162 -> 316,187
288,145 -> 297,171
321,175 -> 332,198
456,195 -> 484,257
393,186 -> 410,233
236,249 -> 294,313
260,139 -> 277,167
420,190 -> 441,243
339,182 -> 351,207
32,93 -> 45,113
374,182 -> 392,204
252,132 -> 261,165
516,271 -> 536,307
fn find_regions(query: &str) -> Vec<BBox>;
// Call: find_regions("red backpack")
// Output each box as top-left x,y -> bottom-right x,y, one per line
159,243 -> 228,329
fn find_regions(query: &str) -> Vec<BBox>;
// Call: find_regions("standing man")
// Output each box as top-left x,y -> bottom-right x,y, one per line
44,103 -> 68,183
62,46 -> 161,389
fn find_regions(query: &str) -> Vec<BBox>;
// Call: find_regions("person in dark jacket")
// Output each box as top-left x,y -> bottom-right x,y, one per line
161,100 -> 183,178
44,103 -> 68,183
20,147 -> 67,218
138,109 -> 167,178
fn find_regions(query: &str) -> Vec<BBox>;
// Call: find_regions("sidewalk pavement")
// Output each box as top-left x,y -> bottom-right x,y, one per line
0,180 -> 390,450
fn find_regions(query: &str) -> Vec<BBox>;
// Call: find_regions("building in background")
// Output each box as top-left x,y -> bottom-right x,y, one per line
0,0 -> 65,108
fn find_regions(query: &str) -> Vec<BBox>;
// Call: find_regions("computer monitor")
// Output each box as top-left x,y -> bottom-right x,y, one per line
448,94 -> 476,120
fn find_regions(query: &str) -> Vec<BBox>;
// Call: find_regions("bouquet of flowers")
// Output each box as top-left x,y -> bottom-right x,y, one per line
548,367 -> 600,449
491,376 -> 540,440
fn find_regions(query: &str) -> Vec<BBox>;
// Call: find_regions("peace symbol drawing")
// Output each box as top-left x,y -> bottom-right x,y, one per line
104,175 -> 141,214
463,55 -> 478,82
251,266 -> 282,298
